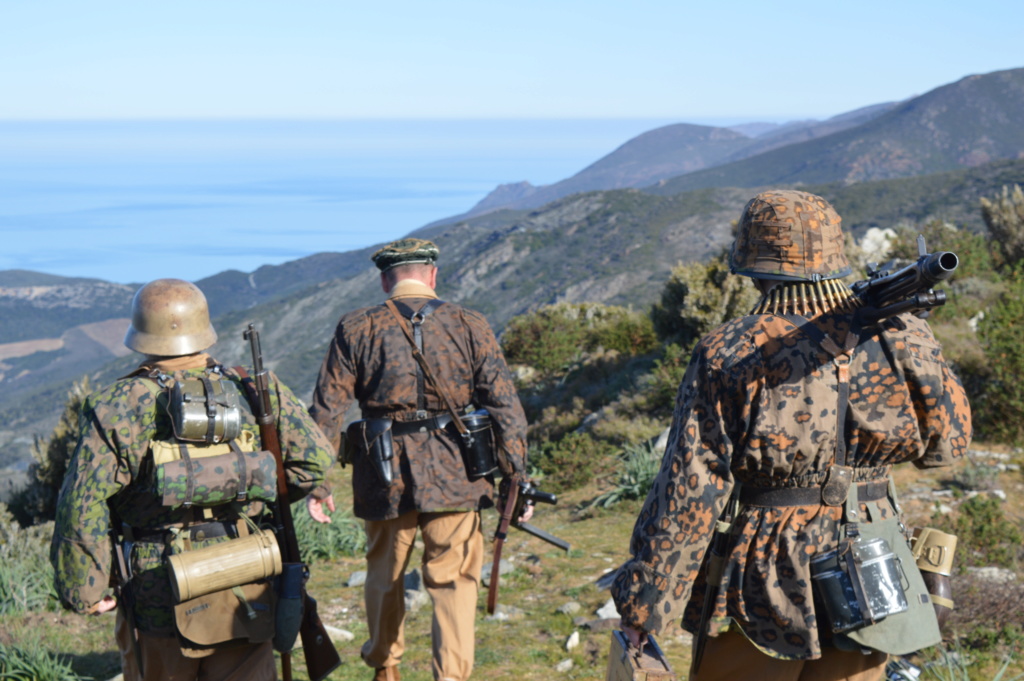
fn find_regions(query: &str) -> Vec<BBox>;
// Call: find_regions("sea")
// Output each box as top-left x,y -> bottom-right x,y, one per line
0,118 -> 685,284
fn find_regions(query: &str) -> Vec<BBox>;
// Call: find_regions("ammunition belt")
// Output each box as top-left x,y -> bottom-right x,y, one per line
740,479 -> 889,507
390,413 -> 454,436
125,520 -> 237,543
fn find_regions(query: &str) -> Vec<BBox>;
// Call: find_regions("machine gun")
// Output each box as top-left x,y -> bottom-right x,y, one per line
487,475 -> 570,613
511,480 -> 571,552
851,235 -> 959,324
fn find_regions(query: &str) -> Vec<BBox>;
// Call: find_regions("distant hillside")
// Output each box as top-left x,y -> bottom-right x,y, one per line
197,248 -> 378,318
652,68 -> 1024,194
453,103 -> 898,220
0,278 -> 133,344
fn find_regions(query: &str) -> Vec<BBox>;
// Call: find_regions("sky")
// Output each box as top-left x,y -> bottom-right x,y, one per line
1,0 -> 1021,122
0,0 -> 1022,284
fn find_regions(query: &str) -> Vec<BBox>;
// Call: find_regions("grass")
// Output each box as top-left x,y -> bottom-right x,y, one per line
3,446 -> 1023,680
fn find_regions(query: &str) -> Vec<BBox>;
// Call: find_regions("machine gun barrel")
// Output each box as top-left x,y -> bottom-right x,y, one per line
851,235 -> 958,323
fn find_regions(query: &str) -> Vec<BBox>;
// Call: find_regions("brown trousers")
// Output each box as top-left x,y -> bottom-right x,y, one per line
362,510 -> 484,681
115,609 -> 276,681
692,631 -> 888,681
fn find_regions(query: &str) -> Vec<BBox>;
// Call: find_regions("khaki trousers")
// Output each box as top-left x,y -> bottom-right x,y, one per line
115,609 -> 275,681
362,510 -> 484,681
692,631 -> 888,681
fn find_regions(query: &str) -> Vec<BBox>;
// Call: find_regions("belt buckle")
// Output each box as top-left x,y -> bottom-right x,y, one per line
415,410 -> 428,420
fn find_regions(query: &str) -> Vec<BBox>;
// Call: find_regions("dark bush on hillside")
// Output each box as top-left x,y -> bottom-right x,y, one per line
531,432 -> 617,494
502,303 -> 657,379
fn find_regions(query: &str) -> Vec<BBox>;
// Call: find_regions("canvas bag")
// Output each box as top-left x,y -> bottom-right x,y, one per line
834,487 -> 942,654
788,314 -> 942,655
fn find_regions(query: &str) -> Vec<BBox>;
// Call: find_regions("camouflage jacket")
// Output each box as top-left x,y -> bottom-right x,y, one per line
310,283 -> 528,521
611,312 -> 972,660
50,353 -> 333,634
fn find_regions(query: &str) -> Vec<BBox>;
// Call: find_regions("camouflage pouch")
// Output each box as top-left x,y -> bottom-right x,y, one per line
152,430 -> 278,508
834,512 -> 942,655
174,581 -> 275,658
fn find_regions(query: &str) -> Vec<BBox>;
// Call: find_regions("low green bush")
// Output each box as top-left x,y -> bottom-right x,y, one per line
589,440 -> 662,509
291,500 -> 367,563
531,432 -> 617,494
0,641 -> 83,681
0,504 -> 59,615
930,495 -> 1023,570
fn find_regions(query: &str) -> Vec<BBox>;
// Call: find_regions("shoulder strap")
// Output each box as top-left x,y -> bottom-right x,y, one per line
384,299 -> 469,436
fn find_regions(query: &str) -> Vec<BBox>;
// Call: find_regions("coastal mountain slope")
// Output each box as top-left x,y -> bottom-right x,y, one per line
458,103 -> 901,219
651,67 -> 1024,194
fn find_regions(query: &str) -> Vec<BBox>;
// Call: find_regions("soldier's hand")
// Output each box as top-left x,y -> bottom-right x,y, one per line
518,503 -> 534,523
307,494 -> 336,524
88,596 -> 118,615
622,625 -> 647,651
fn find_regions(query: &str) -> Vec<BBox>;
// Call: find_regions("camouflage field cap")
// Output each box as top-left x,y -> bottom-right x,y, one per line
124,278 -> 218,356
729,189 -> 852,282
371,238 -> 440,272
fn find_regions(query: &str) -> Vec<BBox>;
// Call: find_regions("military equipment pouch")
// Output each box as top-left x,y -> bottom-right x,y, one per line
346,418 -> 395,485
174,580 -> 275,658
450,409 -> 498,480
167,529 -> 283,603
273,563 -> 306,652
812,516 -> 941,655
169,375 -> 243,443
151,431 -> 278,508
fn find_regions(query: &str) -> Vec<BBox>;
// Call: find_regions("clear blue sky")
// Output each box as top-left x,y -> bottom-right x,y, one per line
1,0 -> 1020,121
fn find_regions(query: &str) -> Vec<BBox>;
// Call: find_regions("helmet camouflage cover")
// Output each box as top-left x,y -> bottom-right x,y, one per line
729,189 -> 851,282
371,238 -> 439,272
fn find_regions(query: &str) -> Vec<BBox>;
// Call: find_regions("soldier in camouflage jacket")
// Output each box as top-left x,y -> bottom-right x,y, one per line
308,238 -> 528,681
50,279 -> 333,681
611,191 -> 972,681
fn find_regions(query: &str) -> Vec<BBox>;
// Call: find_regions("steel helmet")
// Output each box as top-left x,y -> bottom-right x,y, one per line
729,189 -> 851,282
124,279 -> 217,356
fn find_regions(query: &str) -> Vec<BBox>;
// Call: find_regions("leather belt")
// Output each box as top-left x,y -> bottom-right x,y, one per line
126,521 -> 236,543
390,413 -> 454,436
740,479 -> 889,507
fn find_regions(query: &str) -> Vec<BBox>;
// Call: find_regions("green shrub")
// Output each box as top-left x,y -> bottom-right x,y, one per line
0,641 -> 83,681
502,303 -> 657,379
531,433 -> 616,494
0,504 -> 59,615
650,255 -> 758,353
930,495 -> 1022,570
981,183 -> 1024,268
291,500 -> 366,563
589,440 -> 662,509
976,265 -> 1024,443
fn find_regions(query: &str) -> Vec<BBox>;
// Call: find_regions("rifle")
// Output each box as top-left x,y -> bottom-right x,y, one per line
486,476 -> 570,614
851,235 -> 959,324
690,494 -> 738,678
243,323 -> 341,681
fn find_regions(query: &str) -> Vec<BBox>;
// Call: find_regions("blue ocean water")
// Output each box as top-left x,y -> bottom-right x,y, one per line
0,119 -> 678,283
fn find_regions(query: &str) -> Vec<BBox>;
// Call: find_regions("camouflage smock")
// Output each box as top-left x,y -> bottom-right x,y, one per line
309,283 -> 528,521
50,353 -> 333,634
610,311 -> 972,660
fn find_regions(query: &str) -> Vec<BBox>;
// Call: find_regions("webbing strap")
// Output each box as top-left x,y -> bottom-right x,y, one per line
384,299 -> 469,437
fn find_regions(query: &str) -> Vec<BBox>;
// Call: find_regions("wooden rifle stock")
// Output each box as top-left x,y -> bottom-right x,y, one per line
487,473 -> 520,614
243,324 -> 341,681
